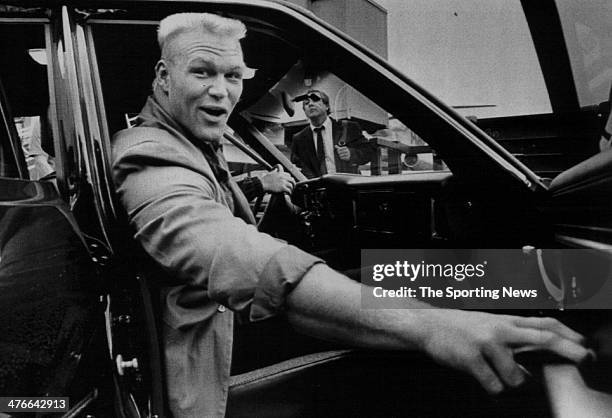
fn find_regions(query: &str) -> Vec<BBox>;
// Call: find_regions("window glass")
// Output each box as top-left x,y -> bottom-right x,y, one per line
221,129 -> 265,179
0,23 -> 55,181
245,65 -> 447,178
378,0 -> 551,119
92,21 -> 297,179
92,19 -> 447,180
93,23 -> 157,137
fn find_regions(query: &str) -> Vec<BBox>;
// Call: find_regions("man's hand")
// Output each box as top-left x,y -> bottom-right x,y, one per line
419,310 -> 590,394
335,145 -> 351,161
261,168 -> 295,194
287,265 -> 589,396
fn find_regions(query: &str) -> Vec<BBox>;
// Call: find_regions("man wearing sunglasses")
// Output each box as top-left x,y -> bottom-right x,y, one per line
290,89 -> 374,178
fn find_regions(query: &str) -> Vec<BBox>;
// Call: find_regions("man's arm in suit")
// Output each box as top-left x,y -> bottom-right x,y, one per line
291,133 -> 316,179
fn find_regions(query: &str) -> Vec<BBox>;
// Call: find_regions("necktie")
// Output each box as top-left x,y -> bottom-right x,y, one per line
314,126 -> 327,175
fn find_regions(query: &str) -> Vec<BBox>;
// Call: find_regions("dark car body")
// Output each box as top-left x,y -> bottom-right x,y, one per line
1,0 -> 611,416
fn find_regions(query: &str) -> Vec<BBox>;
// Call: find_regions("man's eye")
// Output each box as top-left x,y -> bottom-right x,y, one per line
227,72 -> 243,81
193,69 -> 210,77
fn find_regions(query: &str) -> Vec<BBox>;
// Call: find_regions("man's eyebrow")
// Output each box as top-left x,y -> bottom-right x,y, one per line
228,64 -> 247,72
186,58 -> 246,69
187,57 -> 213,66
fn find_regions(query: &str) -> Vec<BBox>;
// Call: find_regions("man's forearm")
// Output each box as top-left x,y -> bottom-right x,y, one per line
237,176 -> 264,201
286,263 -> 427,351
285,263 -> 589,395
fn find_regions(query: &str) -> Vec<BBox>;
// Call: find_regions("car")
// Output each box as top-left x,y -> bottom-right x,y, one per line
0,0 -> 611,417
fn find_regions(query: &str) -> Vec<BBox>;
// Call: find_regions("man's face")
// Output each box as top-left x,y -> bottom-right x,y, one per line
302,92 -> 329,122
160,29 -> 245,143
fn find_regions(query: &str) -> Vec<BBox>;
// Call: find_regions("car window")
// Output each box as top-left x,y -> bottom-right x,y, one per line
91,20 -> 299,178
221,129 -> 266,181
379,0 -> 610,178
89,10 -> 533,185
380,0 -> 552,119
243,63 -> 448,178
0,22 -> 56,181
90,16 -> 450,181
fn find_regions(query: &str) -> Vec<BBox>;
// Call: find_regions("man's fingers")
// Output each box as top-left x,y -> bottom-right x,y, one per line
281,174 -> 295,192
507,327 -> 589,363
514,317 -> 585,344
468,353 -> 505,394
482,343 -> 525,388
335,146 -> 350,160
281,173 -> 295,184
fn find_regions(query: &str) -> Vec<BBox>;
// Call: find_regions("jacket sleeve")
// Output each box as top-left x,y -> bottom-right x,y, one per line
112,137 -> 323,321
236,176 -> 264,201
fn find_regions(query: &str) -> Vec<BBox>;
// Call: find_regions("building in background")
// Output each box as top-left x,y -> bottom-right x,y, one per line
290,0 -> 388,58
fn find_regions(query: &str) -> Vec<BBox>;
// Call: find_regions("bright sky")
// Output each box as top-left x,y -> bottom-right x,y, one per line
375,0 -> 551,118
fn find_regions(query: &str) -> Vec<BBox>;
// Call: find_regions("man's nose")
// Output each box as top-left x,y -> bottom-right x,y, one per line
205,75 -> 229,98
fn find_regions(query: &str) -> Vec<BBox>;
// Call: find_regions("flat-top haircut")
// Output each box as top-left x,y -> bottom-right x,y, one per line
158,12 -> 247,59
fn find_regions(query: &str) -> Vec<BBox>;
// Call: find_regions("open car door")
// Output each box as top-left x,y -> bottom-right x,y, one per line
0,68 -> 109,415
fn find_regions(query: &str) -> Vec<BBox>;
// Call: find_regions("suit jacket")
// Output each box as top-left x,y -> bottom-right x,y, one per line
112,96 -> 321,417
290,118 -> 374,178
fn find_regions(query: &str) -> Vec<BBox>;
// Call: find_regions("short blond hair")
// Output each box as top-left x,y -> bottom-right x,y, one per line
158,13 -> 246,59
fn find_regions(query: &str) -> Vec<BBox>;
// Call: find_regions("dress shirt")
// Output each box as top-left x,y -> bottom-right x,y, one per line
310,117 -> 335,174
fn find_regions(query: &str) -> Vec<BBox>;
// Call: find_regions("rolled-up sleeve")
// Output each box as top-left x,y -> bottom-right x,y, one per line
112,138 -> 322,322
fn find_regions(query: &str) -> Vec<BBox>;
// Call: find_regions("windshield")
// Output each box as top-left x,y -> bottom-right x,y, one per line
378,0 -> 608,178
378,0 -> 552,119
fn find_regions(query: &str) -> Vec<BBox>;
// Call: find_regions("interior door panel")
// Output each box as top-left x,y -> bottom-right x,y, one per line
0,178 -> 104,404
544,148 -> 612,246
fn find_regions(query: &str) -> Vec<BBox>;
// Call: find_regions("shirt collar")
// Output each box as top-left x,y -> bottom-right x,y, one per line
309,116 -> 332,133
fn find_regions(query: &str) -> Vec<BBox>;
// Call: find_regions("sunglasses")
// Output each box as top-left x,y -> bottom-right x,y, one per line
293,93 -> 323,103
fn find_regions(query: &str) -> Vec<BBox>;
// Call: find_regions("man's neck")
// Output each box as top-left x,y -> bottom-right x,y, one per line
310,115 -> 328,128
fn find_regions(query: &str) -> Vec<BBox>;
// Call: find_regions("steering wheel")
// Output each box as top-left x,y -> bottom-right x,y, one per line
257,192 -> 301,235
253,163 -> 310,238
252,193 -> 266,217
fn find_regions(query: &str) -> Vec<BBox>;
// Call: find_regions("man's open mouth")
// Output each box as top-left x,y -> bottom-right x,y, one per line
201,106 -> 227,118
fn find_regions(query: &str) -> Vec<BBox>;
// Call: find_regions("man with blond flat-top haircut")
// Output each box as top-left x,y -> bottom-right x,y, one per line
112,12 -> 590,418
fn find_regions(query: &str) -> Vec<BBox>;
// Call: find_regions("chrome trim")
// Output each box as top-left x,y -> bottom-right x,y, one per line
86,18 -> 158,25
555,234 -> 612,251
0,17 -> 48,23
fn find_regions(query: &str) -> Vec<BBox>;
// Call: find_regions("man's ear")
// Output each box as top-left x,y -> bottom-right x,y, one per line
155,59 -> 170,94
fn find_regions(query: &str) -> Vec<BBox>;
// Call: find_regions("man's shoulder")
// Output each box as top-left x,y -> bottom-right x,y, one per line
113,126 -> 174,150
331,118 -> 361,131
292,125 -> 312,142
111,127 -> 199,168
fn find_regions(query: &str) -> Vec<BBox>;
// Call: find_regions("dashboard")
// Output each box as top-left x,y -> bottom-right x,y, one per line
291,172 -> 452,270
